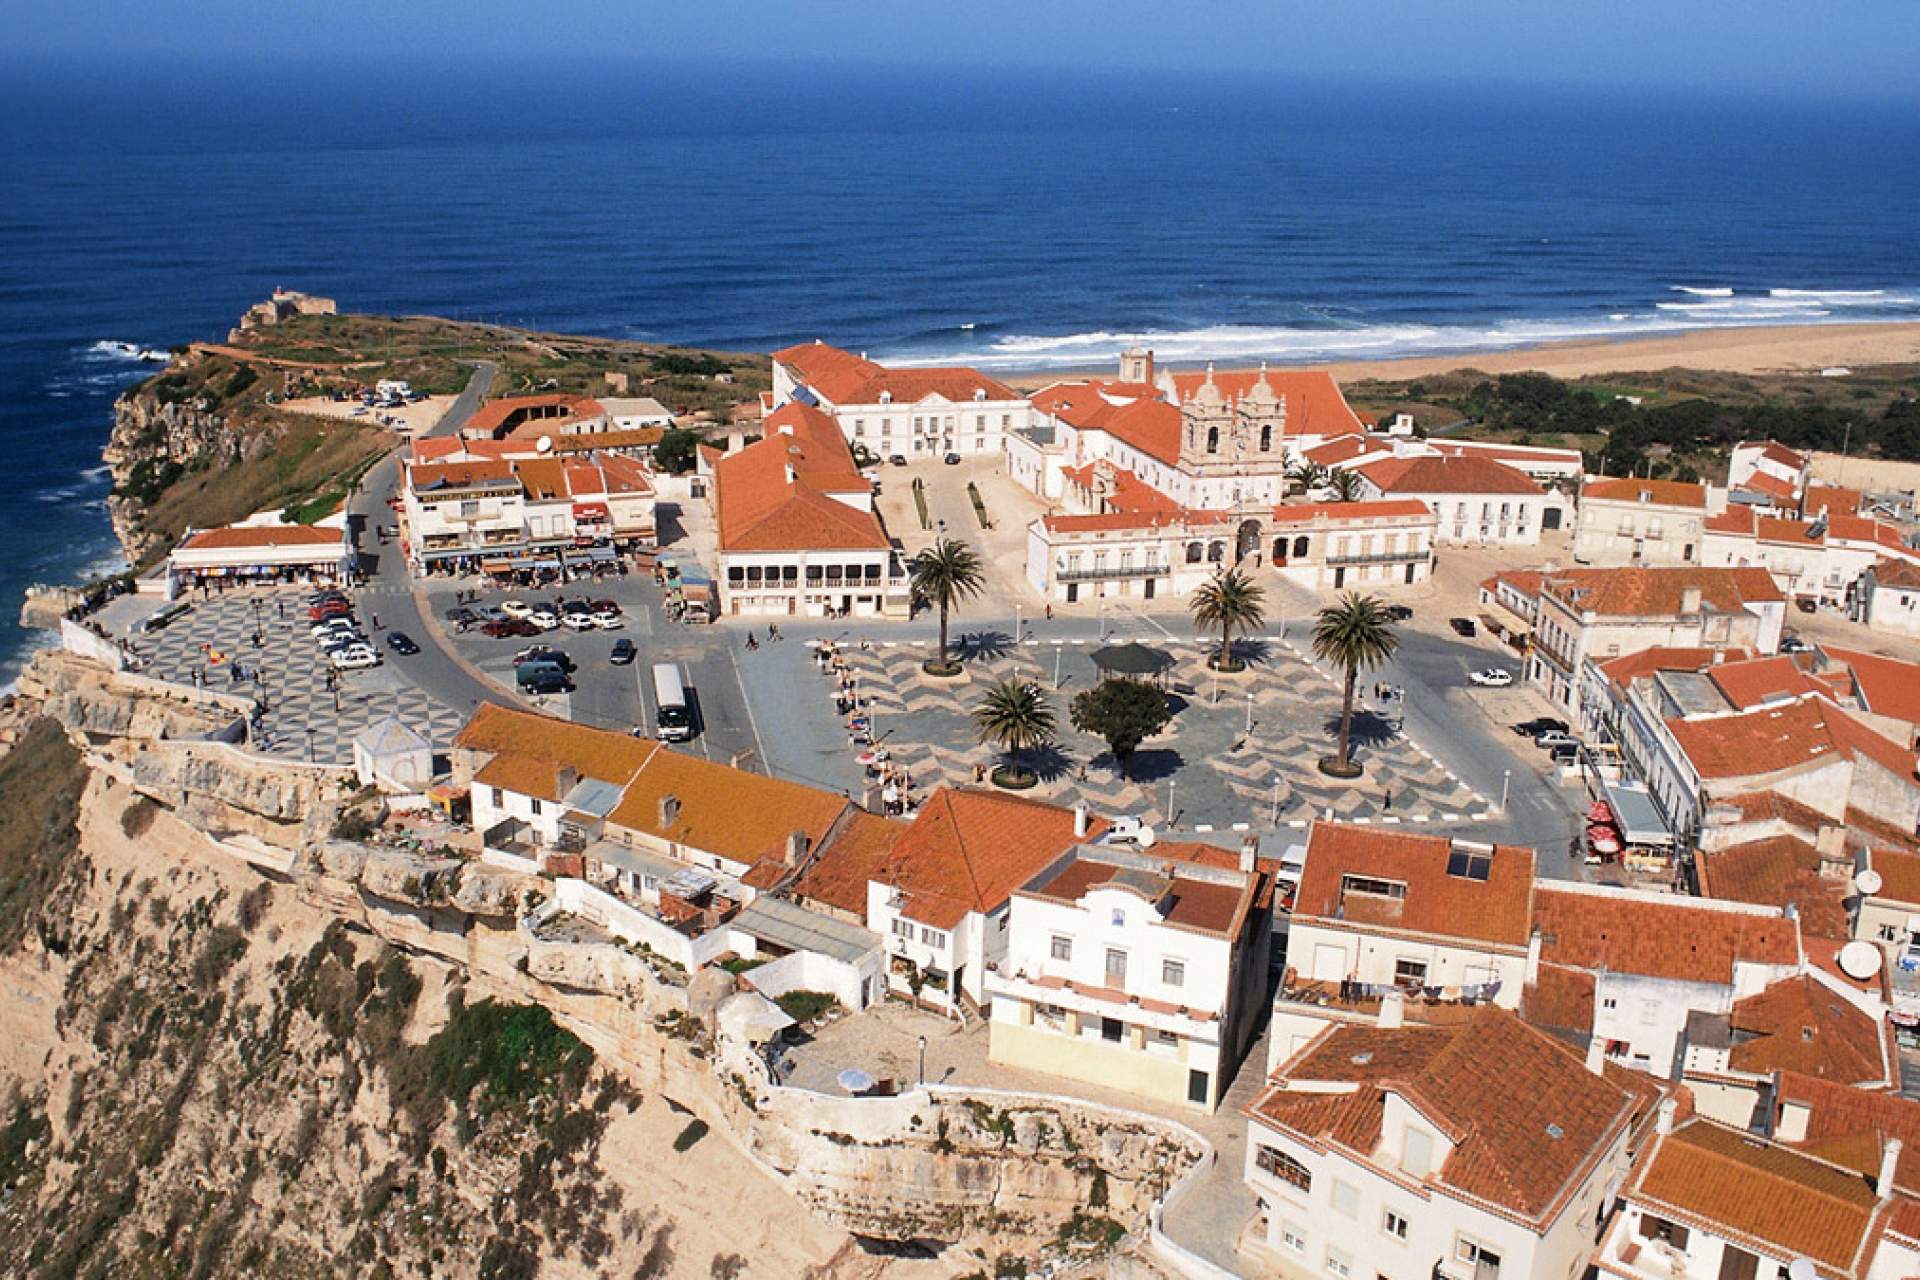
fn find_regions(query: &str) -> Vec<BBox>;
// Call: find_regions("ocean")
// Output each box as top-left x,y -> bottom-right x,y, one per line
1,59 -> 1917,681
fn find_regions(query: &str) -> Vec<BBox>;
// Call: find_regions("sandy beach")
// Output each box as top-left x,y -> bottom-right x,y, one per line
1006,321 -> 1920,389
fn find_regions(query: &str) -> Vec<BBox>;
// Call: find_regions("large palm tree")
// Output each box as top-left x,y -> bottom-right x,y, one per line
1284,459 -> 1327,497
1312,592 -> 1400,776
1189,568 -> 1267,671
910,538 -> 985,676
973,677 -> 1057,788
1325,467 -> 1366,503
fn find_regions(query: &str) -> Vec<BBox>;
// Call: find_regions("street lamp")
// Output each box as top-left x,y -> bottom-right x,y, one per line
1245,691 -> 1255,734
1053,644 -> 1063,689
1166,779 -> 1177,827
917,1034 -> 927,1089
1500,769 -> 1512,813
1013,604 -> 1022,644
303,726 -> 315,762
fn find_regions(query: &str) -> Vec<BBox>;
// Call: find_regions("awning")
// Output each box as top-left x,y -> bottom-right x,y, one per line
481,559 -> 513,573
1601,781 -> 1673,846
1480,600 -> 1534,638
584,545 -> 617,563
572,502 -> 610,520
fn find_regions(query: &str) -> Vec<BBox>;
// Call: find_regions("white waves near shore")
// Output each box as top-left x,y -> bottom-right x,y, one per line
1670,286 -> 1734,297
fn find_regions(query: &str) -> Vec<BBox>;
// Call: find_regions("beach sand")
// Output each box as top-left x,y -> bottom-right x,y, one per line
1005,321 -> 1920,389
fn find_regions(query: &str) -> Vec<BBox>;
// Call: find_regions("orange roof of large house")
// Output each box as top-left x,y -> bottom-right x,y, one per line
1863,848 -> 1920,905
1815,647 -> 1920,727
1874,559 -> 1920,591
1726,975 -> 1890,1085
1538,564 -> 1784,616
1421,439 -> 1584,467
407,458 -> 518,490
1743,439 -> 1809,470
1627,1119 -> 1886,1277
466,393 -> 605,438
1598,646 -> 1745,691
712,402 -> 889,553
177,524 -> 341,551
1354,453 -> 1543,496
1775,1071 -> 1920,1197
1301,433 -> 1378,467
1696,834 -> 1850,940
1058,461 -> 1187,516
549,426 -> 667,454
1028,379 -> 1158,431
1667,695 -> 1920,783
1268,498 -> 1433,524
1581,477 -> 1709,509
608,748 -> 851,865
1709,655 -> 1823,710
1531,884 -> 1798,985
878,788 -> 1108,930
1291,823 -> 1536,948
1804,485 -> 1866,518
786,809 -> 909,916
1745,469 -> 1801,501
1162,366 -> 1365,438
454,704 -> 660,799
1095,397 -> 1188,468
1249,1008 -> 1655,1225
772,340 -> 1016,406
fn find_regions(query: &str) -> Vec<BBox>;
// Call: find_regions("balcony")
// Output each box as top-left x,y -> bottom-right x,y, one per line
1056,563 -> 1167,583
1326,549 -> 1426,566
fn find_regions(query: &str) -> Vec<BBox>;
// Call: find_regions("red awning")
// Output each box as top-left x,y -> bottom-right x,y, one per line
572,502 -> 610,520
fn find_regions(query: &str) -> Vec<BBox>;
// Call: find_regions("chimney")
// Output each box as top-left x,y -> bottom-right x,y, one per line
784,829 -> 811,868
1586,1034 -> 1606,1077
1656,1096 -> 1678,1136
1526,927 -> 1543,983
1073,802 -> 1089,840
1815,824 -> 1851,880
1881,1137 -> 1904,1200
1239,834 -> 1258,875
554,764 -> 578,798
1681,586 -> 1703,615
657,793 -> 681,830
1377,989 -> 1405,1029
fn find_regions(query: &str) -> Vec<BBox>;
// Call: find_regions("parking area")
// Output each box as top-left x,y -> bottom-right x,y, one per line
113,583 -> 465,764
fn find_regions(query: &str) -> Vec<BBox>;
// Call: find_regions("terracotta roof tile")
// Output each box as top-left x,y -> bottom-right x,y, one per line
1355,453 -> 1543,496
1164,367 -> 1365,438
1538,564 -> 1784,616
1520,962 -> 1597,1041
1581,477 -> 1709,509
1696,834 -> 1850,940
878,788 -> 1108,930
1744,470 -> 1800,500
1293,822 -> 1535,948
1727,976 -> 1889,1085
467,393 -> 605,438
1821,647 -> 1920,729
608,749 -> 851,866
454,704 -> 660,799
1709,656 -> 1823,710
712,401 -> 889,553
177,524 -> 342,551
1803,485 -> 1866,518
1863,848 -> 1920,906
1775,1071 -> 1920,1196
1267,498 -> 1433,524
1531,884 -> 1798,985
1599,646 -> 1744,690
773,340 -> 1015,406
1667,697 -> 1920,782
1251,1008 -> 1654,1224
1871,559 -> 1920,591
789,809 -> 909,916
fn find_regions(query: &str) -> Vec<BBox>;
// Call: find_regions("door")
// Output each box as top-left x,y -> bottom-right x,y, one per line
1144,578 -> 1155,600
1405,563 -> 1416,584
1717,1246 -> 1758,1280
1542,506 -> 1562,530
1311,943 -> 1346,982
1333,567 -> 1346,588
1065,583 -> 1078,603
1187,1069 -> 1210,1105
1100,1016 -> 1123,1042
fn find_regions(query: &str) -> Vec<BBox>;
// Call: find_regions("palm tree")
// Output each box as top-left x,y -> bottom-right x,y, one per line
973,677 -> 1057,788
910,538 -> 985,676
1189,568 -> 1267,671
1325,467 -> 1366,503
1312,592 -> 1400,776
1284,459 -> 1327,496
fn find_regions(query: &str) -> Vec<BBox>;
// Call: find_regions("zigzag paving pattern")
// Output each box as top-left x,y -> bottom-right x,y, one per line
128,587 -> 466,765
835,638 -> 1484,831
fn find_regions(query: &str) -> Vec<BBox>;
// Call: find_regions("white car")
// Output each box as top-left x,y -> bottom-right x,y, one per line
528,608 -> 561,630
1469,668 -> 1514,688
331,647 -> 380,670
500,599 -> 532,619
592,611 -> 625,630
1101,815 -> 1151,845
561,612 -> 598,631
311,618 -> 358,638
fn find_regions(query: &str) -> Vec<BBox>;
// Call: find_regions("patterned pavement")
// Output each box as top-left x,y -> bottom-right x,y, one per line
829,633 -> 1486,833
125,586 -> 466,765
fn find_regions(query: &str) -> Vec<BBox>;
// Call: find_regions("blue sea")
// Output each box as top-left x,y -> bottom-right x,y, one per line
2,58 -> 1918,682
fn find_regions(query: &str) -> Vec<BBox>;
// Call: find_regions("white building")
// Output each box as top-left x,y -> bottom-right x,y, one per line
1857,559 -> 1920,639
1353,451 -> 1552,545
1574,478 -> 1712,566
351,717 -> 434,793
771,340 -> 1027,456
1246,1007 -> 1659,1280
1727,439 -> 1810,507
1702,507 -> 1920,605
399,450 -> 657,573
166,523 -> 349,593
986,840 -> 1276,1111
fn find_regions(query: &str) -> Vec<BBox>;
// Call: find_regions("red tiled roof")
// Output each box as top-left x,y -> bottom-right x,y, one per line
1743,440 -> 1809,471
1581,477 -> 1709,509
1531,884 -> 1798,985
467,394 -> 605,438
712,401 -> 890,553
1163,367 -> 1365,438
1538,565 -> 1784,616
1707,507 -> 1757,536
454,703 -> 660,798
1354,453 -> 1543,496
407,458 -> 517,490
879,788 -> 1108,930
1598,646 -> 1744,691
1864,848 -> 1920,906
1744,470 -> 1800,501
1302,433 -> 1377,467
1696,834 -> 1850,940
1668,696 -> 1920,784
1292,822 -> 1536,948
1628,1119 -> 1883,1276
789,810 -> 910,916
1727,976 -> 1889,1086
1422,438 -> 1582,468
177,524 -> 341,551
1803,485 -> 1865,518
1267,498 -> 1433,524
1871,559 -> 1920,592
608,748 -> 850,866
1709,656 -> 1823,710
1775,1071 -> 1920,1197
1820,647 -> 1920,728
1058,462 -> 1188,516
1250,1008 -> 1654,1224
1520,962 -> 1597,1040
773,341 -> 1015,406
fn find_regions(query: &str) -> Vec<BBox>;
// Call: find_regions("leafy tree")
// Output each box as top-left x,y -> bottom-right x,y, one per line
911,538 -> 985,675
652,427 -> 701,475
974,677 -> 1057,787
1189,568 -> 1267,671
1284,460 -> 1327,496
1311,592 -> 1400,776
1069,678 -> 1172,770
1325,468 -> 1366,502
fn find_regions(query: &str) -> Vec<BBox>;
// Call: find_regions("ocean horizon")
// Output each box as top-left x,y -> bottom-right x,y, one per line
2,58 -> 1918,682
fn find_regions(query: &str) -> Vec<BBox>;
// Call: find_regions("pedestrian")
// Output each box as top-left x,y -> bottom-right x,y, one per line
1044,604 -> 1053,621
1383,789 -> 1393,811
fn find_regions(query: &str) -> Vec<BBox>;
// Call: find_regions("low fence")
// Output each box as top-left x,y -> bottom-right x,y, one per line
553,876 -> 732,971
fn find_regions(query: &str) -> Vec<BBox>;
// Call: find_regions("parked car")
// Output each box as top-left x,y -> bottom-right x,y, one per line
330,647 -> 380,670
1781,635 -> 1814,654
943,452 -> 961,465
527,608 -> 561,630
443,606 -> 479,630
1535,730 -> 1579,749
1547,743 -> 1579,766
308,602 -> 352,622
499,599 -> 533,619
385,632 -> 420,656
481,618 -> 537,639
1795,597 -> 1818,614
514,645 -> 573,670
610,639 -> 637,665
1468,668 -> 1513,687
1385,604 -> 1414,621
1450,617 -> 1477,637
319,633 -> 367,655
591,600 -> 622,617
1101,815 -> 1150,845
307,590 -> 347,607
311,618 -> 358,637
1514,717 -> 1569,738
888,454 -> 908,467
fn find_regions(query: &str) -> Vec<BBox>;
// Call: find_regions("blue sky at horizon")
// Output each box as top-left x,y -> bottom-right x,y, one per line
6,0 -> 1920,104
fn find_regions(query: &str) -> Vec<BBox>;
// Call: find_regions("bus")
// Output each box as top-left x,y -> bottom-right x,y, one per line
651,662 -> 695,742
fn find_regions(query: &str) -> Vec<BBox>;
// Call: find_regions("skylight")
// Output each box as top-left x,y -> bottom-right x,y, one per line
1446,845 -> 1493,882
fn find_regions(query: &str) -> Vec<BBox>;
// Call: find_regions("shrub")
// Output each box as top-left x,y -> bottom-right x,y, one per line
671,1119 -> 708,1153
773,990 -> 840,1025
120,798 -> 159,839
330,810 -> 377,842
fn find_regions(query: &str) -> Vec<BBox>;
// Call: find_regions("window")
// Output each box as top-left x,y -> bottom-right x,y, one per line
1206,426 -> 1220,454
891,919 -> 913,940
1325,1246 -> 1352,1278
919,926 -> 945,948
1445,844 -> 1493,881
1051,935 -> 1073,961
1185,542 -> 1204,564
1260,425 -> 1272,451
1280,1221 -> 1308,1254
1455,1235 -> 1502,1277
1382,1208 -> 1408,1241
997,913 -> 1008,932
1105,948 -> 1128,983
529,798 -> 543,816
1331,1179 -> 1359,1218
1401,1127 -> 1433,1178
1255,1145 -> 1311,1191
1882,923 -> 1901,942
1162,959 -> 1186,987
491,786 -> 504,807
1153,1028 -> 1178,1047
1394,958 -> 1428,986
1602,995 -> 1619,1010
1110,908 -> 1126,927
1639,1215 -> 1690,1249
1339,874 -> 1406,900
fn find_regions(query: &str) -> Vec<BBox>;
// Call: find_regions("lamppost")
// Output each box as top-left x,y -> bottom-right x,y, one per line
1500,769 -> 1512,813
303,726 -> 315,762
1245,691 -> 1255,735
1053,644 -> 1063,689
1166,779 -> 1177,828
917,1034 -> 927,1089
1013,604 -> 1021,644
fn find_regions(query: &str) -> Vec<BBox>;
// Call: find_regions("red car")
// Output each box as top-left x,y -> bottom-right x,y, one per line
482,618 -> 539,639
308,601 -> 353,622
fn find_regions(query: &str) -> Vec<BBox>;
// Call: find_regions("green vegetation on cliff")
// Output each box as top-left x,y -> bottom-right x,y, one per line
0,718 -> 88,954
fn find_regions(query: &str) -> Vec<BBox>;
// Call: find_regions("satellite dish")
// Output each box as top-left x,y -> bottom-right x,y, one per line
1136,826 -> 1157,849
1857,868 -> 1885,896
1788,1260 -> 1818,1280
1840,941 -> 1883,980
536,434 -> 554,454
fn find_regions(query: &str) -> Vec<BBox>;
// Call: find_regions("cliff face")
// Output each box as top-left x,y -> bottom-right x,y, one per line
103,376 -> 284,566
